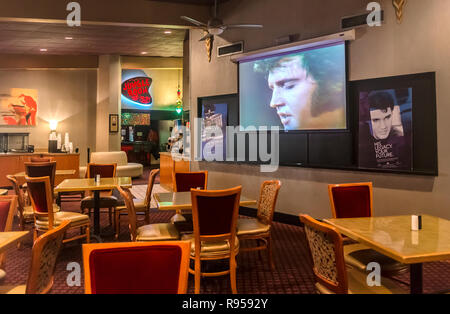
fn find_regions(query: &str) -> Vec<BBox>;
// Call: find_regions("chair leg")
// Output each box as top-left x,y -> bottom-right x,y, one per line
33,228 -> 38,243
195,257 -> 201,294
115,210 -> 120,240
144,210 -> 150,225
108,208 -> 113,226
267,236 -> 275,271
230,255 -> 238,294
85,225 -> 90,243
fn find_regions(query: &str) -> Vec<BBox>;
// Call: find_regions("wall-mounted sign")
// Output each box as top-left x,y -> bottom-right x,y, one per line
121,76 -> 153,105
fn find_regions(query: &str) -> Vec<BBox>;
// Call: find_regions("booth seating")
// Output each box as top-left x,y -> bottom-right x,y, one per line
79,151 -> 143,178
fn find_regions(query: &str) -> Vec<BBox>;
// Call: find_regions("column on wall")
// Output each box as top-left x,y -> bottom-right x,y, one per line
96,55 -> 121,152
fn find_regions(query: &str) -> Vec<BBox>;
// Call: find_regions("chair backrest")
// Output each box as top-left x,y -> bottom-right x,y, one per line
0,195 -> 17,232
174,171 -> 208,192
25,176 -> 56,227
0,195 -> 17,269
117,186 -> 138,241
82,241 -> 190,294
299,214 -> 348,294
25,221 -> 70,294
191,186 -> 241,243
6,175 -> 26,223
24,161 -> 57,195
29,156 -> 54,163
144,168 -> 159,209
328,182 -> 373,218
86,163 -> 117,178
257,180 -> 281,225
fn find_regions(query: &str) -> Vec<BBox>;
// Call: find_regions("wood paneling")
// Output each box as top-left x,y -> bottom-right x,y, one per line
0,153 -> 79,187
159,152 -> 190,191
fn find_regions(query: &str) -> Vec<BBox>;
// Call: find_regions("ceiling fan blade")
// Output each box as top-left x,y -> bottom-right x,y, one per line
224,24 -> 264,29
199,32 -> 214,42
181,16 -> 207,27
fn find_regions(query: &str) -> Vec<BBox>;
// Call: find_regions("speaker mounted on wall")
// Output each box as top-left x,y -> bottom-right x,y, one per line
217,42 -> 244,58
341,11 -> 385,30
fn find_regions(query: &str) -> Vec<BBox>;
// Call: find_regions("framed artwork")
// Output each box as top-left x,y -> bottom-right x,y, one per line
109,114 -> 119,133
358,87 -> 413,171
197,94 -> 235,162
0,88 -> 38,126
350,72 -> 437,175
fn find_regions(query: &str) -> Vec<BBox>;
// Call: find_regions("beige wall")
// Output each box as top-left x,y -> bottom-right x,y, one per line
188,0 -> 449,219
0,68 -> 97,165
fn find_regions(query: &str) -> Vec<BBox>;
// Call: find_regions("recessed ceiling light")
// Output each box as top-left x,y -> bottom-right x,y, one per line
40,48 -> 48,52
164,30 -> 172,34
141,52 -> 148,55
65,37 -> 73,40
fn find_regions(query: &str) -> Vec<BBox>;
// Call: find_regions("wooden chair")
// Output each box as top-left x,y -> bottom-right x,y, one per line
0,221 -> 70,294
24,161 -> 57,199
81,163 -> 118,227
184,186 -> 241,294
171,171 -> 208,223
82,241 -> 190,294
26,176 -> 90,244
328,182 -> 409,277
117,186 -> 180,242
29,157 -> 54,163
0,195 -> 17,281
114,168 -> 159,239
237,180 -> 281,270
299,214 -> 406,294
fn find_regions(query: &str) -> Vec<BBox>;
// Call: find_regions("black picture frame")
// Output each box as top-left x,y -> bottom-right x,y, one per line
109,114 -> 119,133
349,72 -> 437,176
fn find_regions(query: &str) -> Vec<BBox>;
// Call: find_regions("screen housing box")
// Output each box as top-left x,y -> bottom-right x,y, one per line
231,29 -> 355,64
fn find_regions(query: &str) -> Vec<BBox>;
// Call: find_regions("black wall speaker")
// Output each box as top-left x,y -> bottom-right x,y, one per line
217,42 -> 244,57
341,11 -> 384,30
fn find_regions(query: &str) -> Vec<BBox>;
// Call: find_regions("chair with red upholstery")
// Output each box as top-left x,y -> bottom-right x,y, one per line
24,161 -> 57,199
183,186 -> 241,294
26,176 -> 90,244
81,163 -> 119,227
0,195 -> 17,281
299,214 -> 405,294
328,182 -> 408,277
0,221 -> 70,294
82,241 -> 190,294
171,171 -> 208,223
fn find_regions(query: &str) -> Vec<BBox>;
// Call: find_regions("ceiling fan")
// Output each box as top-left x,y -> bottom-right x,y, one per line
181,0 -> 263,41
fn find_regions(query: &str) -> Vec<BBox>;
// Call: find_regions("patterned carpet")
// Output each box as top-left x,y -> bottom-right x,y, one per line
2,175 -> 450,293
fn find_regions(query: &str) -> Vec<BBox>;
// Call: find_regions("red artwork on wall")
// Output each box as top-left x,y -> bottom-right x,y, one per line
0,89 -> 38,126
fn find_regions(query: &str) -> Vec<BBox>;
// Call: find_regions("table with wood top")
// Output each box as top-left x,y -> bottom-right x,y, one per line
55,177 -> 132,236
324,215 -> 450,294
154,191 -> 257,211
0,231 -> 29,254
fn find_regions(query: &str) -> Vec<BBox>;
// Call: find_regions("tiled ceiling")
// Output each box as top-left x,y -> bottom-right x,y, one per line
0,21 -> 188,57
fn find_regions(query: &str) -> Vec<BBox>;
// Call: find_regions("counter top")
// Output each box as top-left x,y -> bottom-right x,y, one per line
0,152 -> 79,156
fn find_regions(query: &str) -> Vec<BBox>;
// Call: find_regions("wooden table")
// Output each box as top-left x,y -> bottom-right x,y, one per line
55,177 -> 132,236
0,189 -> 7,196
0,231 -> 29,254
14,170 -> 76,177
154,191 -> 257,211
324,215 -> 450,294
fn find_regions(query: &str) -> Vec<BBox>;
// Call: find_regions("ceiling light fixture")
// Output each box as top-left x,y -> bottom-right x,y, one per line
164,30 -> 172,34
141,52 -> 148,55
40,48 -> 48,52
65,37 -> 73,40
